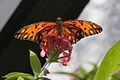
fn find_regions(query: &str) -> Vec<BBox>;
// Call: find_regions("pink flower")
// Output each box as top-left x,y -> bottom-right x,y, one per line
58,52 -> 71,66
40,34 -> 73,66
70,76 -> 75,80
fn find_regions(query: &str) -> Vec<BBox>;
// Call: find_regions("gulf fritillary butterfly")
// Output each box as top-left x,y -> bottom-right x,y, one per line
15,17 -> 102,44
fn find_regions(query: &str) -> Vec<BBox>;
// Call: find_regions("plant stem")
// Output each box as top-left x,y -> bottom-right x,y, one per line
38,51 -> 59,77
38,61 -> 51,77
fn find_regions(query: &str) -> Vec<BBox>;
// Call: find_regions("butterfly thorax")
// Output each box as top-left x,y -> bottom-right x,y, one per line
56,17 -> 63,27
56,17 -> 63,35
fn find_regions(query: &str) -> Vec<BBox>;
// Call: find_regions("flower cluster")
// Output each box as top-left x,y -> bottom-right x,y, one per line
40,34 -> 73,66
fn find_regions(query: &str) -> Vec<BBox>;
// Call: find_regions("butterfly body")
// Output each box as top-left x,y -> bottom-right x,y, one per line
15,17 -> 102,44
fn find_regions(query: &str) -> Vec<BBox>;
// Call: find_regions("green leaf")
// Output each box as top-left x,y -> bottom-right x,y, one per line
87,64 -> 98,80
4,72 -> 34,80
112,73 -> 120,80
94,40 -> 120,80
17,76 -> 24,80
79,66 -> 88,77
29,50 -> 41,76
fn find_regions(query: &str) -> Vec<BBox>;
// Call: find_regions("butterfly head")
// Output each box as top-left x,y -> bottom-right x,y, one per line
57,17 -> 62,21
56,17 -> 63,27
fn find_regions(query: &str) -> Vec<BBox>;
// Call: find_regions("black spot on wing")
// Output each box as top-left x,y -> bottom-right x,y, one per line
84,28 -> 87,30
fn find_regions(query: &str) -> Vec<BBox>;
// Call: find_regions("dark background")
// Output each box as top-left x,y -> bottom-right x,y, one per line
0,0 -> 89,77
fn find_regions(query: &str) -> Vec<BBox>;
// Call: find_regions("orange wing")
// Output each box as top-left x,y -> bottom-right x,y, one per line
62,20 -> 102,43
15,19 -> 102,44
15,22 -> 57,43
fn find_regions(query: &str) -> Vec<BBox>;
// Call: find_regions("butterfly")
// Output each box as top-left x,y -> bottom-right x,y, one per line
15,17 -> 102,44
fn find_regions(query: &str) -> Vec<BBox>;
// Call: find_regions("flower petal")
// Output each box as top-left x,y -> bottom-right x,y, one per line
40,34 -> 73,66
40,49 -> 46,57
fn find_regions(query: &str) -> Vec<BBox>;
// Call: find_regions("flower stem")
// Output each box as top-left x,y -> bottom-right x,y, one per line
38,61 -> 51,77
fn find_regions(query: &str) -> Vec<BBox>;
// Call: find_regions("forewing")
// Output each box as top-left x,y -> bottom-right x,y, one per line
63,20 -> 102,43
15,22 -> 56,42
